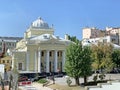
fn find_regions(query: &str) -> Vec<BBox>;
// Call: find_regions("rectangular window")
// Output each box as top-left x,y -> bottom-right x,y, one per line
42,51 -> 44,56
7,60 -> 9,63
18,63 -> 22,70
3,60 -> 5,63
57,52 -> 59,57
50,51 -> 52,57
103,39 -> 107,43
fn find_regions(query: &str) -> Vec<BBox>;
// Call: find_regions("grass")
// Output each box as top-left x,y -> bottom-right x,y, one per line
47,83 -> 85,90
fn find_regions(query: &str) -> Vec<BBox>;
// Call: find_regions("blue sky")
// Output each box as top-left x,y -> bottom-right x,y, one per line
0,0 -> 120,40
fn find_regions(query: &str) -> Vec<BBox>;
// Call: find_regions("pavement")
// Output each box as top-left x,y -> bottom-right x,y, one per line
19,82 -> 53,90
19,74 -> 120,90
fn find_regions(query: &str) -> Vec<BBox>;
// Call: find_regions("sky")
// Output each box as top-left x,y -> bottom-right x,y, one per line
0,0 -> 120,40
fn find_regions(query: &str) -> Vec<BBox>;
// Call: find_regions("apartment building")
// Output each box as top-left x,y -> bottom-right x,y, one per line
82,27 -> 105,39
82,27 -> 120,45
0,37 -> 22,52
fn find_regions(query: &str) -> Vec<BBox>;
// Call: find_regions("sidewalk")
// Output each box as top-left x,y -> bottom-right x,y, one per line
19,82 -> 53,90
32,82 -> 53,90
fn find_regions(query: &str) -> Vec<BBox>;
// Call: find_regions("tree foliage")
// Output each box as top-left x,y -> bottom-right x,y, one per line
91,42 -> 114,73
65,42 -> 82,78
80,46 -> 93,84
65,41 -> 93,85
68,35 -> 79,43
112,49 -> 120,68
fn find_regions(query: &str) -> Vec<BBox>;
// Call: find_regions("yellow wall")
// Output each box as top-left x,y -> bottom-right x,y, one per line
0,56 -> 12,71
26,29 -> 54,38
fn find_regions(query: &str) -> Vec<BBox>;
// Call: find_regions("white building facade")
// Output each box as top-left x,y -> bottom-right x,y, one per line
12,17 -> 71,74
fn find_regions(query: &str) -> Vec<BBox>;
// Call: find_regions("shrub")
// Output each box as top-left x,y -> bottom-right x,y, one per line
99,74 -> 105,81
66,77 -> 72,86
93,75 -> 98,82
38,78 -> 47,84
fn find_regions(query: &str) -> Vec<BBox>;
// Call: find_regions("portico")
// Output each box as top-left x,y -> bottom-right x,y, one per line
35,50 -> 65,73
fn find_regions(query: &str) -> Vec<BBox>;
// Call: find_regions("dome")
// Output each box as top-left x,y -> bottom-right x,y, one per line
31,17 -> 49,29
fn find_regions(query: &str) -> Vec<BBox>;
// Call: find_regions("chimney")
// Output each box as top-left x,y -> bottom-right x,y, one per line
65,34 -> 69,40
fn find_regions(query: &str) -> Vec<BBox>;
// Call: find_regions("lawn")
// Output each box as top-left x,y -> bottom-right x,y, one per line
47,83 -> 85,90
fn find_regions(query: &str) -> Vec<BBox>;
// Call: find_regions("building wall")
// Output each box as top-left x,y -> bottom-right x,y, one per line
25,28 -> 54,38
13,52 -> 26,70
82,27 -> 103,39
0,37 -> 22,52
0,56 -> 12,71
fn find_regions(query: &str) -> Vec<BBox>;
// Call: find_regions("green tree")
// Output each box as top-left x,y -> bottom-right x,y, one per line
67,35 -> 79,43
80,46 -> 93,84
112,49 -> 120,68
65,41 -> 93,85
91,42 -> 114,73
0,74 -> 4,90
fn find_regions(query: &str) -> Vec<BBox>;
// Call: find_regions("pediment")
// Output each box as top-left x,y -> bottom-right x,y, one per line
45,38 -> 65,45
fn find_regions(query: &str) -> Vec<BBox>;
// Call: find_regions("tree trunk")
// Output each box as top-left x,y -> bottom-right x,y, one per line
75,77 -> 80,85
9,81 -> 11,90
84,76 -> 87,85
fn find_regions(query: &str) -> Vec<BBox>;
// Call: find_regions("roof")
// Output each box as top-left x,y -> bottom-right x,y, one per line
30,34 -> 70,42
30,17 -> 50,29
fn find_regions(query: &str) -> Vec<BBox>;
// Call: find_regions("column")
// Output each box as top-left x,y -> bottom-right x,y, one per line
26,51 -> 29,71
46,50 -> 50,73
34,51 -> 37,72
38,50 -> 41,73
62,50 -> 65,72
11,53 -> 14,69
54,50 -> 58,72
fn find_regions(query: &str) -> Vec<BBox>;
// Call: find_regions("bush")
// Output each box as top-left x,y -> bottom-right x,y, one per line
93,75 -> 98,82
37,78 -> 48,84
66,77 -> 72,86
99,74 -> 106,81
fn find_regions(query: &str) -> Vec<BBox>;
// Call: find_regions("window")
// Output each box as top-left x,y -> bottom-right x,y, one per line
18,63 -> 22,70
57,52 -> 59,57
7,60 -> 9,63
3,60 -> 5,63
42,51 -> 44,56
103,39 -> 107,43
112,39 -> 116,43
50,51 -> 52,57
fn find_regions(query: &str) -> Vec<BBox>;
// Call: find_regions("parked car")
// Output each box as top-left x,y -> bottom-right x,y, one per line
18,76 -> 28,82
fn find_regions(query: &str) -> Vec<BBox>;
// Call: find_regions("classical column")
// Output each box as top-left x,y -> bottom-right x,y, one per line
46,50 -> 50,73
38,50 -> 41,73
34,51 -> 37,72
26,51 -> 29,71
54,50 -> 58,72
62,50 -> 65,72
11,53 -> 14,69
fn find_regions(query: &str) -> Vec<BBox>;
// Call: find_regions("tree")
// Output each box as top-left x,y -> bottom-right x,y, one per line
67,35 -> 79,43
0,74 -> 4,90
91,42 -> 114,73
79,46 -> 93,84
112,49 -> 120,68
65,41 -> 93,85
